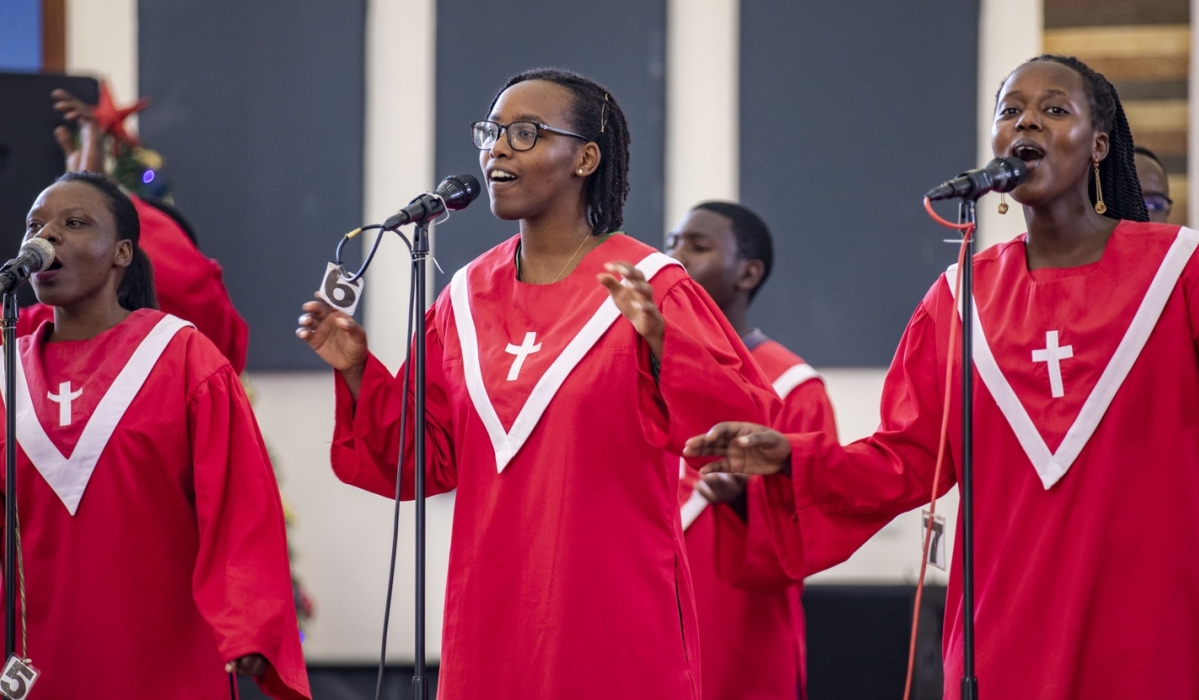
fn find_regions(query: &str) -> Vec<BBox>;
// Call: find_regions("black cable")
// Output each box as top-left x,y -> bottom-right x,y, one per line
336,225 -> 411,284
373,248 -> 419,700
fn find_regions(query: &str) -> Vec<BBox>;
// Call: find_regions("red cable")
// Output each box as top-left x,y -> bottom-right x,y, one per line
902,198 -> 974,700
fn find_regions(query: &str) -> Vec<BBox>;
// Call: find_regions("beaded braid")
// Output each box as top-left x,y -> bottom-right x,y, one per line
491,68 -> 631,235
1025,55 -> 1149,223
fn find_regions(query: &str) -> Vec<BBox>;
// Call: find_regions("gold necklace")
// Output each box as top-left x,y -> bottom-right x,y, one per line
551,232 -> 593,283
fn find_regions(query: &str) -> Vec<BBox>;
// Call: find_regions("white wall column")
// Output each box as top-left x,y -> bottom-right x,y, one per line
363,0 -> 437,372
65,0 -> 138,105
975,0 -> 1043,250
665,0 -> 739,233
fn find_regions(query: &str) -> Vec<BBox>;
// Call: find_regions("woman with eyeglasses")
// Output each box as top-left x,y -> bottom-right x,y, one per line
1134,146 -> 1174,223
298,68 -> 777,700
687,54 -> 1199,700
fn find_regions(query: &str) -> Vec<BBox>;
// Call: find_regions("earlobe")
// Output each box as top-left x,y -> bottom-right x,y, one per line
1094,132 -> 1110,162
115,241 -> 133,268
737,259 -> 766,293
577,143 -> 601,176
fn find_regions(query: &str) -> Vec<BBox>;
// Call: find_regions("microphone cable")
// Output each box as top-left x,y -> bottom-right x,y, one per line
335,223 -> 419,700
900,198 -> 975,700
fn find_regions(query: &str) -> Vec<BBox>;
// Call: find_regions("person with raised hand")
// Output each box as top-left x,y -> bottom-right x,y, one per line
298,68 -> 777,700
686,55 -> 1199,700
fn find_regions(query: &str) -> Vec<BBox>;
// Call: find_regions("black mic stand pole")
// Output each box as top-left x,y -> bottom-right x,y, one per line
957,199 -> 978,700
410,221 -> 430,700
3,292 -> 19,660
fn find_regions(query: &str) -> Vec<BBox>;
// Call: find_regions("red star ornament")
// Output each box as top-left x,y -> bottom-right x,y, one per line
92,81 -> 150,149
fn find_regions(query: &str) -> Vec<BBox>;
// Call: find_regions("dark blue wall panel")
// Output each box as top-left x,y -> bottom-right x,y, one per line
138,0 -> 365,370
433,0 -> 667,291
740,1 -> 979,367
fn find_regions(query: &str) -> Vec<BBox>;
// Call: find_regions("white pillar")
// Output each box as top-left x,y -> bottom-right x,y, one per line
665,0 -> 740,234
65,0 -> 138,107
975,0 -> 1042,250
363,0 -> 437,373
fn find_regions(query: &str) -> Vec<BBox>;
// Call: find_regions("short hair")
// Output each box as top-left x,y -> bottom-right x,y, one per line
692,201 -> 773,300
55,171 -> 159,311
1133,145 -> 1166,172
491,68 -> 630,236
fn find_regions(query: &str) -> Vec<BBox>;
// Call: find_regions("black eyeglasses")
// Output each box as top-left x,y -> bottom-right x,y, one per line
1144,193 -> 1173,215
471,120 -> 589,152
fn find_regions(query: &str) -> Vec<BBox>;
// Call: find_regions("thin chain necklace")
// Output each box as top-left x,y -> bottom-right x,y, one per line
515,231 -> 596,283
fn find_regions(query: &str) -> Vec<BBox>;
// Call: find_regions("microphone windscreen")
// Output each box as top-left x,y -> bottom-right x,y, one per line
22,237 -> 55,272
438,174 -> 482,211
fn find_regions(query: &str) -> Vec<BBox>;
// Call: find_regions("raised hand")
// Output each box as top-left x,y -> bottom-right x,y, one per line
297,297 -> 369,397
51,88 -> 104,173
597,261 -> 664,358
683,422 -> 792,476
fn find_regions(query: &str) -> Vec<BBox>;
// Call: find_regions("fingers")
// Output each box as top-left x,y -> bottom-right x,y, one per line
53,126 -> 77,157
225,653 -> 268,677
51,89 -> 93,122
682,422 -> 744,457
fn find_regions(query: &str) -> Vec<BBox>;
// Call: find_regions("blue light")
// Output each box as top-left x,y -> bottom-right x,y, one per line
142,170 -> 156,184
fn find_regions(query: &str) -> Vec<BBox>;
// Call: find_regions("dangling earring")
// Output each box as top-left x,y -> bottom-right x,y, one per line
998,193 -> 1009,215
1093,160 -> 1107,214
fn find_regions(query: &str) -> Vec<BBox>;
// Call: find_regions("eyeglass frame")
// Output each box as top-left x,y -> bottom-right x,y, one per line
1143,192 -> 1173,214
471,119 -> 591,152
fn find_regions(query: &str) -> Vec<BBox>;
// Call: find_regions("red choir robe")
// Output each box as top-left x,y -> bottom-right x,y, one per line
18,195 -> 250,373
678,335 -> 836,700
0,309 -> 309,699
330,233 -> 779,700
760,222 -> 1199,699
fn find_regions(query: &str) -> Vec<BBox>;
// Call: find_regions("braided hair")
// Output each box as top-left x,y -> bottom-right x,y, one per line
56,171 -> 159,310
999,55 -> 1148,223
692,201 -> 774,301
491,68 -> 631,235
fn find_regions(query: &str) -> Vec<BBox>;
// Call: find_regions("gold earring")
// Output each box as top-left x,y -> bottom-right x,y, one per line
1093,160 -> 1107,214
998,193 -> 1009,215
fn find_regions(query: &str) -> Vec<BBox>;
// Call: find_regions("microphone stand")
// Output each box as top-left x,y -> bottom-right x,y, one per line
957,199 -> 978,700
410,221 -> 430,700
3,293 -> 18,660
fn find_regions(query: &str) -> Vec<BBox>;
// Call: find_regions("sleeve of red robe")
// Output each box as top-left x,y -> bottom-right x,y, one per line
717,376 -> 858,588
329,306 -> 459,500
761,296 -> 959,581
189,358 -> 311,700
640,276 -> 781,453
133,196 -> 250,373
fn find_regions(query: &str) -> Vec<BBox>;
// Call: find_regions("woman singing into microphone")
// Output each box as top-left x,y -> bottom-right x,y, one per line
687,55 -> 1199,700
298,68 -> 777,700
2,171 -> 309,699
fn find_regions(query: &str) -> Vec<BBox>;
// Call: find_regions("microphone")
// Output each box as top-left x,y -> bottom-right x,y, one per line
382,174 -> 482,231
925,157 -> 1028,202
0,238 -> 55,294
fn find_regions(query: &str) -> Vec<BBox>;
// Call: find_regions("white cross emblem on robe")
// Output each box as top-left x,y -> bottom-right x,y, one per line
1031,330 -> 1074,398
47,381 -> 84,427
505,331 -> 542,381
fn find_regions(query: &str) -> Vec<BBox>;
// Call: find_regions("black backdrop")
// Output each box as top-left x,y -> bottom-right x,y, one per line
432,0 -> 668,294
139,0 -> 366,370
740,0 -> 979,366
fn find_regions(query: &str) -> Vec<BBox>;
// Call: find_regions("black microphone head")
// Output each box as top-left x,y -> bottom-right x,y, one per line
435,174 -> 482,211
21,237 -> 55,272
989,156 -> 1029,194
